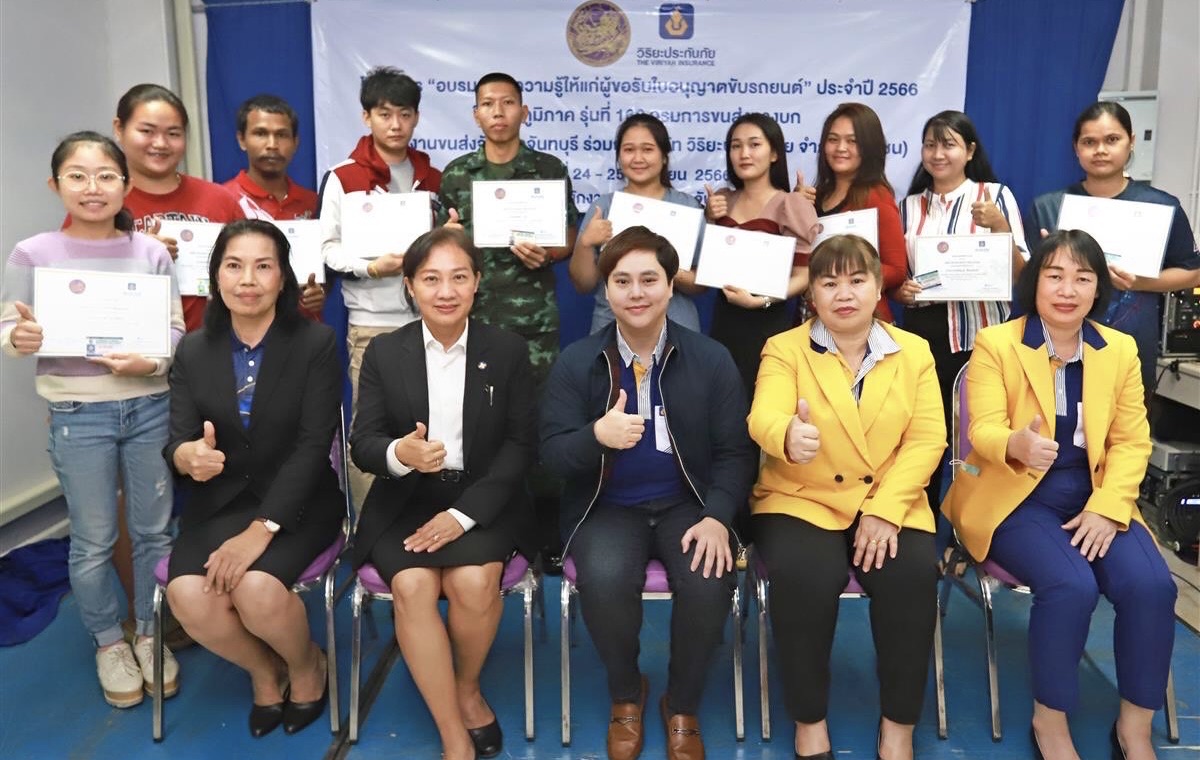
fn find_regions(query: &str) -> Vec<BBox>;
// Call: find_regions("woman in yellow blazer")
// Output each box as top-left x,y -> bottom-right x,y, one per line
942,230 -> 1175,760
749,235 -> 945,760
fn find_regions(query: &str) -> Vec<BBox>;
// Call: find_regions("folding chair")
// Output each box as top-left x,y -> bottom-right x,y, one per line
559,556 -> 745,746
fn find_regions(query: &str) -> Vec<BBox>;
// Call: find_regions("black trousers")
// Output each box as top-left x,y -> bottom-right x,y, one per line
754,513 -> 937,725
570,497 -> 736,715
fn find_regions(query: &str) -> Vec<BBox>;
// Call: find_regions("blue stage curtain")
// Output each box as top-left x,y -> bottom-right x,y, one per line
964,0 -> 1125,218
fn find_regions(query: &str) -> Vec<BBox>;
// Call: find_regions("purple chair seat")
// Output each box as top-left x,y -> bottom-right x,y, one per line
153,534 -> 346,588
751,551 -> 865,595
561,557 -> 670,593
976,558 -> 1025,588
356,553 -> 532,596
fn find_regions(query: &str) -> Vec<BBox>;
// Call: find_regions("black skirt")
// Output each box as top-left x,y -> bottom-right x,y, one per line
368,474 -> 516,585
168,491 -> 343,586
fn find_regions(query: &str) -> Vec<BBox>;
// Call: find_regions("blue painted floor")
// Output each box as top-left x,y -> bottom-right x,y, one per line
1,565 -> 1196,759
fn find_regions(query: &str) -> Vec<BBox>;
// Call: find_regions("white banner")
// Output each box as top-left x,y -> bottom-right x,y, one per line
313,0 -> 970,212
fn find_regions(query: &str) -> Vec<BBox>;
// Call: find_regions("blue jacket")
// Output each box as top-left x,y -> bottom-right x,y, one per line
540,321 -> 758,554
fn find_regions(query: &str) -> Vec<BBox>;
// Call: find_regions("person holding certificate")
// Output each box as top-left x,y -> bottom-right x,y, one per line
810,103 -> 907,324
895,110 -> 1029,510
1029,101 -> 1200,398
705,113 -> 819,395
571,113 -> 705,333
943,230 -> 1175,760
749,235 -> 944,760
1,132 -> 185,709
164,219 -> 343,737
351,227 -> 537,760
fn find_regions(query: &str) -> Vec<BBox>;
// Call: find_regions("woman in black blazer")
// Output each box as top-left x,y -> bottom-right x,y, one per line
351,227 -> 536,760
164,220 -> 343,737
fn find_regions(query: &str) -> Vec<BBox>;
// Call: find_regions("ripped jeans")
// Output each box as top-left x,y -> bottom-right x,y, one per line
47,392 -> 173,646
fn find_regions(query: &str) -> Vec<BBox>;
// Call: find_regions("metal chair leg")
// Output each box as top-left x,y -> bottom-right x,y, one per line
934,591 -> 948,739
978,573 -> 1002,742
756,574 -> 771,742
560,578 -> 573,746
325,564 -> 340,733
152,583 -> 165,741
1165,667 -> 1179,743
523,583 -> 535,741
349,581 -> 364,744
731,586 -> 745,741
534,573 -> 548,642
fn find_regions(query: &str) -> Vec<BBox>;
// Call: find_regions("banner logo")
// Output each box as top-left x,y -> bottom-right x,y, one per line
659,3 -> 694,39
566,1 -> 631,67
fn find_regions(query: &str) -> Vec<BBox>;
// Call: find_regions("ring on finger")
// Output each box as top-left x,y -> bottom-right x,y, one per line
432,533 -> 440,541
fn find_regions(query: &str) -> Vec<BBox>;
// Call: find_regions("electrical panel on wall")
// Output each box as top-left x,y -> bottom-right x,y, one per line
1098,90 -> 1158,182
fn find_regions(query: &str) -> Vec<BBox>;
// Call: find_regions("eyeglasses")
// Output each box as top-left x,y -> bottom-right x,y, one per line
56,171 -> 126,190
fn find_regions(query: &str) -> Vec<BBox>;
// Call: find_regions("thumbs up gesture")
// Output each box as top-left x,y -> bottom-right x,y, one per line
793,169 -> 816,202
176,420 -> 227,482
1006,414 -> 1059,471
704,183 -> 728,221
785,398 -> 821,464
593,388 -> 645,450
443,207 -> 463,230
9,301 -> 43,354
580,206 -> 613,248
970,185 -> 1009,232
392,421 -> 448,473
299,272 -> 326,312
146,217 -> 179,260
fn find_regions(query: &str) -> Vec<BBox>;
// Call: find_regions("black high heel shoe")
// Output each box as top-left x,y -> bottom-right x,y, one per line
282,652 -> 328,735
1110,721 -> 1128,760
249,685 -> 289,738
466,697 -> 502,758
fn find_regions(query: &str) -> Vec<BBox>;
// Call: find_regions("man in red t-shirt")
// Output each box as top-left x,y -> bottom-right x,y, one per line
224,94 -> 325,319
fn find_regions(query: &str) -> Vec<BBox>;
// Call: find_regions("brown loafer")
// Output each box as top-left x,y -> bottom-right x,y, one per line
660,694 -> 704,760
607,675 -> 648,760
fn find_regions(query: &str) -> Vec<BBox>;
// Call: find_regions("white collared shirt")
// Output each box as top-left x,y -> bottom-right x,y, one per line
615,324 -> 668,419
385,321 -> 475,531
809,319 -> 901,404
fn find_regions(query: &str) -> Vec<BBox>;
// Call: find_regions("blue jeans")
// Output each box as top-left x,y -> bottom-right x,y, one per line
47,393 -> 174,646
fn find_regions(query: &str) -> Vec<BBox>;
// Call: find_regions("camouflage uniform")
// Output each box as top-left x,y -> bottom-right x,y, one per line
438,142 -> 579,383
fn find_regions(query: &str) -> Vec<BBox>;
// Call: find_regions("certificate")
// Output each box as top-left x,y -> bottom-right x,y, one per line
271,219 -> 325,284
156,220 -> 223,297
913,233 -> 1013,301
471,179 -> 568,248
1056,194 -> 1174,278
34,268 -> 172,358
341,190 -> 433,259
694,226 -> 796,300
608,192 -> 705,268
813,207 -> 879,252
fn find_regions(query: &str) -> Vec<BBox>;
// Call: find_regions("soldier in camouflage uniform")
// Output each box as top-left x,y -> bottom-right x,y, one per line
437,72 -> 579,384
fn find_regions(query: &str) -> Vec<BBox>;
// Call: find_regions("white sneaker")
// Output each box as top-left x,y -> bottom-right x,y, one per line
96,642 -> 144,708
133,636 -> 180,698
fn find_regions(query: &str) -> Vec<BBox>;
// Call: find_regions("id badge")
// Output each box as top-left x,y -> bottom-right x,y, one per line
654,405 -> 673,454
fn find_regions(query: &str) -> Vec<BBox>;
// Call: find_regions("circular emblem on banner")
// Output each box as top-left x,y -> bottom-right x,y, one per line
362,202 -> 373,213
725,235 -> 736,245
494,188 -> 507,200
566,2 -> 631,68
937,241 -> 950,253
179,229 -> 194,243
68,279 -> 86,294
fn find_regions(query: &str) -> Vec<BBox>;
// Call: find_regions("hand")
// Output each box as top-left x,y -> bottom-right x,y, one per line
1108,265 -> 1137,291
403,510 -> 466,553
370,252 -> 405,278
852,514 -> 900,571
704,184 -> 728,221
721,285 -> 762,309
785,398 -> 821,464
176,421 -> 226,481
580,207 -> 613,248
299,273 -> 326,312
792,169 -> 816,202
593,389 -> 644,449
9,302 -> 43,354
202,522 -> 273,594
87,352 -> 156,376
970,186 -> 1010,232
1005,415 -> 1059,471
1039,227 -> 1050,240
443,208 -> 463,229
146,217 -> 178,260
510,240 -> 549,269
894,278 -> 923,306
1061,510 -> 1120,561
392,422 -> 447,473
681,516 -> 733,578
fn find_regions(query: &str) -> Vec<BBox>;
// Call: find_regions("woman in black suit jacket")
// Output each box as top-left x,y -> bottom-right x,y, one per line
351,227 -> 536,760
165,220 -> 343,737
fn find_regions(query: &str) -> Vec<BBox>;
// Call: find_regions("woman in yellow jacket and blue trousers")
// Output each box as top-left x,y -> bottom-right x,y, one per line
943,230 -> 1175,760
748,235 -> 946,760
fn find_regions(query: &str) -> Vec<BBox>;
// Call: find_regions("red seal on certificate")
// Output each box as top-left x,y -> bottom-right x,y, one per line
362,202 -> 373,213
494,188 -> 506,200
180,229 -> 194,242
937,241 -> 950,253
68,279 -> 86,294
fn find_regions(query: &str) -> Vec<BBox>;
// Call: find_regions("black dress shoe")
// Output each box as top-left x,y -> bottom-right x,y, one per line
466,700 -> 502,758
249,687 -> 288,738
282,660 -> 329,736
1111,721 -> 1127,760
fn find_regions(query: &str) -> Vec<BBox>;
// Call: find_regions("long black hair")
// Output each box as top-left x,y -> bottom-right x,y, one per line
725,113 -> 790,192
51,131 -> 134,233
813,102 -> 893,210
906,110 -> 998,195
203,219 -> 301,334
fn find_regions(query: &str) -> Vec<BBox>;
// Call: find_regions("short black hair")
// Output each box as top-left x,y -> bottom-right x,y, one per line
400,227 -> 483,310
51,131 -> 134,233
203,219 -> 301,334
115,83 -> 189,129
597,226 -> 680,282
236,94 -> 299,135
360,67 -> 421,111
1013,229 -> 1112,320
474,72 -> 523,103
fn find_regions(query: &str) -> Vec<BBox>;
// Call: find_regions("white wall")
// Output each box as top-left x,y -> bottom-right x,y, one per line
0,0 -> 175,525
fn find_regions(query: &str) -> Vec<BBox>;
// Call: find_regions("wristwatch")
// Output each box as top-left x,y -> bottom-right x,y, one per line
761,296 -> 773,309
257,518 -> 281,534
